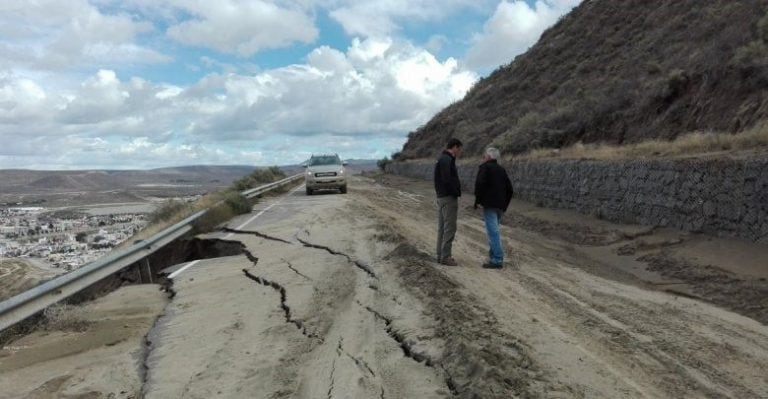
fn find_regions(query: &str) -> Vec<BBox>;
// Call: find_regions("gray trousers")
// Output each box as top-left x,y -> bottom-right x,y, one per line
436,196 -> 458,262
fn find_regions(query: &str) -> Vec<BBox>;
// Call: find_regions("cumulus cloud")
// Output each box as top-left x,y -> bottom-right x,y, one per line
0,0 -> 169,71
2,1 -> 548,169
185,37 -> 477,140
0,74 -> 49,123
465,0 -> 581,69
0,36 -> 477,168
165,0 -> 319,56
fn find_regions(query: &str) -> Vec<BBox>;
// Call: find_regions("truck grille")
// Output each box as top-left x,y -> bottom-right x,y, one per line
315,172 -> 337,177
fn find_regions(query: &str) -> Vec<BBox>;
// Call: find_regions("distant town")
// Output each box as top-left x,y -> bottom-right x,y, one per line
0,206 -> 152,272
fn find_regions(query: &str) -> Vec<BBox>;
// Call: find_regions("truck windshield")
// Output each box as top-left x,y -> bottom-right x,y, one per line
309,156 -> 341,166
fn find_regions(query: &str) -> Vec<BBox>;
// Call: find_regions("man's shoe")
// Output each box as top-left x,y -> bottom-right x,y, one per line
440,257 -> 459,266
482,262 -> 503,269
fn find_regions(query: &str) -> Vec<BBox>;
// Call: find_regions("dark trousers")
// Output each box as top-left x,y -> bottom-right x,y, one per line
436,196 -> 458,262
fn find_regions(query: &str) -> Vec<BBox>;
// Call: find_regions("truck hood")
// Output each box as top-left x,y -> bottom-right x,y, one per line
307,165 -> 344,173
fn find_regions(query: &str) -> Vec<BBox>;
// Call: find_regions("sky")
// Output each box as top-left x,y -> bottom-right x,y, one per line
0,0 -> 580,170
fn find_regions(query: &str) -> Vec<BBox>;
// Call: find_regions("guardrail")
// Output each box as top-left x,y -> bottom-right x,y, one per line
0,173 -> 303,332
241,173 -> 303,199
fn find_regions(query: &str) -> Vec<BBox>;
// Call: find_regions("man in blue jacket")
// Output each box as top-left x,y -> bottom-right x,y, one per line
434,138 -> 463,266
474,147 -> 513,269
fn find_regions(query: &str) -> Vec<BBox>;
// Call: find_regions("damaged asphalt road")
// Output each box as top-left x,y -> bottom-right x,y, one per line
140,184 -> 450,399
3,176 -> 768,398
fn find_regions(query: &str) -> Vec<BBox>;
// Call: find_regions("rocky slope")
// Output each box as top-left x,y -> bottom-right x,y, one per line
400,0 -> 768,158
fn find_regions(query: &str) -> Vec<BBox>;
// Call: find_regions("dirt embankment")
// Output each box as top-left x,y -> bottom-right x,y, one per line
0,285 -> 167,399
0,259 -> 59,302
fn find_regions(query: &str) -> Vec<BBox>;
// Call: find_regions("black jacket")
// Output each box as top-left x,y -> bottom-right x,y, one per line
434,150 -> 461,198
474,159 -> 513,211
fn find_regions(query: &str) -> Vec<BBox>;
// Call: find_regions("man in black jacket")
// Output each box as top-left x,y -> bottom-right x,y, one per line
474,147 -> 513,269
434,138 -> 463,266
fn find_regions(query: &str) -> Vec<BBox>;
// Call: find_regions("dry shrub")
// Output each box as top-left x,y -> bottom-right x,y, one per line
231,166 -> 285,192
193,191 -> 252,233
120,170 -> 295,248
41,304 -> 91,332
377,156 -> 391,171
517,125 -> 768,161
194,203 -> 236,234
149,200 -> 189,224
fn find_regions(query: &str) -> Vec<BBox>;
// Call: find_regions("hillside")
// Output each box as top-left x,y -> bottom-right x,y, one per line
0,166 -> 261,206
400,0 -> 768,159
0,166 -> 256,193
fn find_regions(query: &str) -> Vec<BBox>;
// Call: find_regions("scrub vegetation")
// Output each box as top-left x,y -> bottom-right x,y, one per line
518,124 -> 768,160
135,167 -> 289,242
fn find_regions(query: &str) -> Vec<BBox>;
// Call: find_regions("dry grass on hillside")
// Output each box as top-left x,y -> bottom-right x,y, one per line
516,126 -> 768,161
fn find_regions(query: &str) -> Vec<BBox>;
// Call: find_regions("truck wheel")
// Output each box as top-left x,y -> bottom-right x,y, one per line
340,185 -> 347,194
306,187 -> 313,195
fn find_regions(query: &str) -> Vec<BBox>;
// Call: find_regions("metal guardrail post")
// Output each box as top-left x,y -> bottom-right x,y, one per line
0,173 -> 303,332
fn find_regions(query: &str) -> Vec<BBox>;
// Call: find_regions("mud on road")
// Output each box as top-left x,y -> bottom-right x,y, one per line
354,173 -> 768,398
1,174 -> 767,398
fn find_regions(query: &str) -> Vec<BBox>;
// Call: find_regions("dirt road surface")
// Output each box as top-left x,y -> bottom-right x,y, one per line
1,174 -> 767,398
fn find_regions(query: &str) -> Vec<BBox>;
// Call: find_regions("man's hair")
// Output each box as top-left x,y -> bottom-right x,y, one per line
485,147 -> 500,160
445,138 -> 463,149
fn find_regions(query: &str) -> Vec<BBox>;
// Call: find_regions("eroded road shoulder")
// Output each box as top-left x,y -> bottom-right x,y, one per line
0,285 -> 167,399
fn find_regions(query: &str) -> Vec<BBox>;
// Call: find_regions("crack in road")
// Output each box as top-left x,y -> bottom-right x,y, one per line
202,237 -> 321,341
242,268 -> 322,340
357,301 -> 459,396
337,336 -> 376,378
358,302 -> 433,366
345,351 -> 376,378
213,233 -> 312,282
221,228 -> 293,244
139,312 -> 163,396
296,237 -> 378,280
282,258 -> 313,281
327,357 -> 337,399
236,241 -> 320,341
241,249 -> 260,266
139,271 -> 179,397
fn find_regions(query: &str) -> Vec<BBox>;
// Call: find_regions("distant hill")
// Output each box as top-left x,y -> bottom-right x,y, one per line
281,159 -> 377,174
400,0 -> 768,159
0,165 -> 257,194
